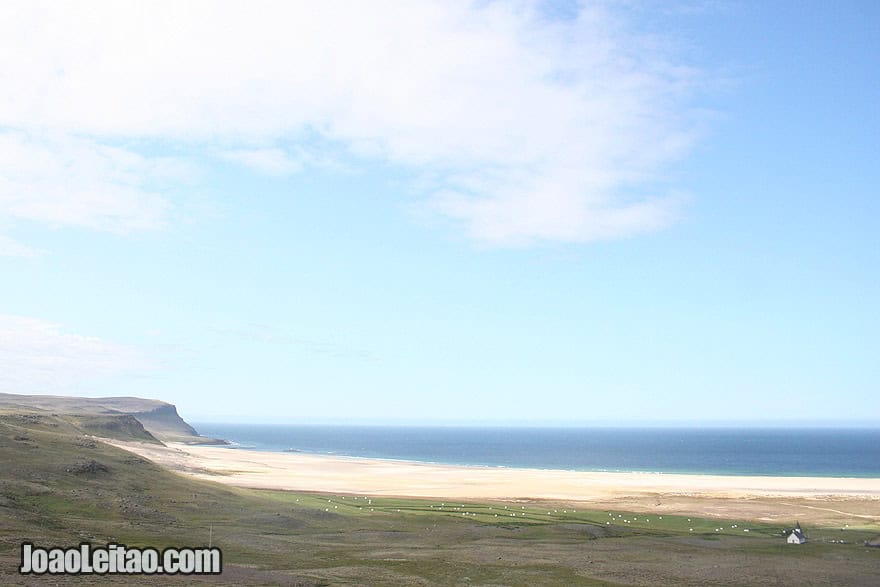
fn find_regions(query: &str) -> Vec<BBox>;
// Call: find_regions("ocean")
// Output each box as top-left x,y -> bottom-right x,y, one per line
191,424 -> 880,478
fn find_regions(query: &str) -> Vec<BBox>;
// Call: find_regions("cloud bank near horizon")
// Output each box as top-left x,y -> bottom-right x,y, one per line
1,0 -> 703,248
0,315 -> 153,394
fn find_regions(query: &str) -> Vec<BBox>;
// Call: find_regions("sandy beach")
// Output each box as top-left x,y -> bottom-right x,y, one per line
107,440 -> 880,527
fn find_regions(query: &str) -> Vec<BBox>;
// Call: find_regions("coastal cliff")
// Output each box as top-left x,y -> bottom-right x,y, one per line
0,392 -> 222,444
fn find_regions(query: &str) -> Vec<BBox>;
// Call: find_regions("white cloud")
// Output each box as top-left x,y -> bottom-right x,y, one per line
0,132 -> 176,232
0,0 -> 704,245
221,148 -> 304,176
0,234 -> 41,258
0,315 -> 153,393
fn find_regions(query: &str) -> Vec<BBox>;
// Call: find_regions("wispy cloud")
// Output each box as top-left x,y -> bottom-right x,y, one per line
0,234 -> 42,258
0,0 -> 705,246
220,148 -> 304,176
0,315 -> 154,393
211,324 -> 376,361
0,132 -> 175,232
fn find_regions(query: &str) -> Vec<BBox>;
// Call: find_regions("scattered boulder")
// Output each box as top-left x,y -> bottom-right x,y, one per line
76,437 -> 98,449
66,460 -> 110,475
865,537 -> 880,548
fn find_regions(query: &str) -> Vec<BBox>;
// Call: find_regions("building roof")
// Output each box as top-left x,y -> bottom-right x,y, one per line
788,522 -> 806,542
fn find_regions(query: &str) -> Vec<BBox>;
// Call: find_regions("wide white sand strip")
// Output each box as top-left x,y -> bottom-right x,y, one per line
107,440 -> 880,502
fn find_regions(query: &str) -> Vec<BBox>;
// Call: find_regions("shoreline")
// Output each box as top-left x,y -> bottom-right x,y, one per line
218,445 -> 880,479
106,439 -> 880,527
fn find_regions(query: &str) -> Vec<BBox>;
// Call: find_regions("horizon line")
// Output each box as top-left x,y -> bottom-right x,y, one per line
187,418 -> 880,429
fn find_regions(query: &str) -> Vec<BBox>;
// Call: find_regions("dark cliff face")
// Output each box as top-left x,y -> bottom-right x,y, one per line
129,403 -> 200,439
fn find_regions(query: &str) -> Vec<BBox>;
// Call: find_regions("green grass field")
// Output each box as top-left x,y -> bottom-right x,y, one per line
1,410 -> 878,585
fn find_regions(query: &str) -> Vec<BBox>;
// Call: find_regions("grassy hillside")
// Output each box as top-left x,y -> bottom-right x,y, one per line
1,409 -> 878,585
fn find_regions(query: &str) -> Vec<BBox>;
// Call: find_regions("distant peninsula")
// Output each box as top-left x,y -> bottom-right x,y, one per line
0,392 -> 224,445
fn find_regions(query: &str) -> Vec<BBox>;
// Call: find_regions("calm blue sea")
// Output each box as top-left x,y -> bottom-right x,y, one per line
191,424 -> 880,477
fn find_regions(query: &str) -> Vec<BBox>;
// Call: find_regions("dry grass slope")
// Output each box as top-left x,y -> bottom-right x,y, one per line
0,400 -> 878,585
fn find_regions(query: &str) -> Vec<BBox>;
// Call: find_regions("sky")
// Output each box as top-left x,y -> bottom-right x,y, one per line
0,1 -> 877,425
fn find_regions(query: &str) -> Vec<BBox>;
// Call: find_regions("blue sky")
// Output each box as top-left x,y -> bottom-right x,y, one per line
0,1 -> 877,424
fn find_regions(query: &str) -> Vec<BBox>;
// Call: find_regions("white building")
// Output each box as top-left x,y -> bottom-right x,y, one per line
787,522 -> 807,544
